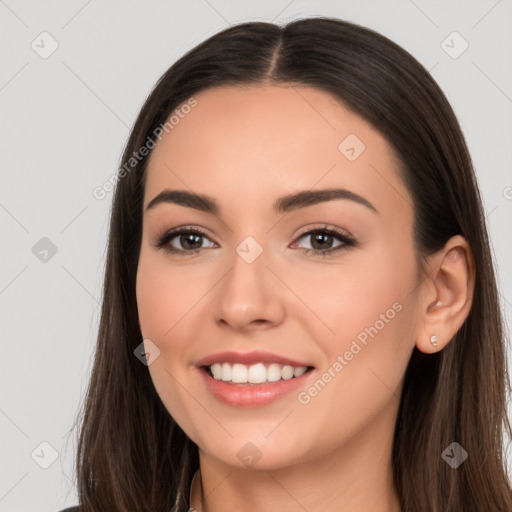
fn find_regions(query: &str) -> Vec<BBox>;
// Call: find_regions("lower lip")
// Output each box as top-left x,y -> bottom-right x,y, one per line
197,367 -> 314,407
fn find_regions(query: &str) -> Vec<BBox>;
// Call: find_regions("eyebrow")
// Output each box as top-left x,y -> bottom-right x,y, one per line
145,188 -> 378,215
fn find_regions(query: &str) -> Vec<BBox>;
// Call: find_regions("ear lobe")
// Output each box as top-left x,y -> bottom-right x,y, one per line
415,235 -> 475,354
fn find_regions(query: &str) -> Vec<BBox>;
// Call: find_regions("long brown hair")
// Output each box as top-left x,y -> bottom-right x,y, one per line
71,17 -> 512,511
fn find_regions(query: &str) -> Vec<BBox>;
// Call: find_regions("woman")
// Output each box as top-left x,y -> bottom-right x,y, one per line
62,16 -> 512,511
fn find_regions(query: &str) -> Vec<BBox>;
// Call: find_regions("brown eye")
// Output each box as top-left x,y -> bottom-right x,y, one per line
177,232 -> 203,250
155,227 -> 215,255
305,232 -> 337,251
294,226 -> 357,257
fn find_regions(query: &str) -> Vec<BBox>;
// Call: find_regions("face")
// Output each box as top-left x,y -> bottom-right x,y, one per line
136,84 -> 422,470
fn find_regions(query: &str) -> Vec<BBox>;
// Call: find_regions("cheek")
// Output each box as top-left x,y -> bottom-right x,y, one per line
290,280 -> 416,458
136,255 -> 205,437
284,252 -> 413,350
296,244 -> 417,397
136,264 -> 168,340
136,254 -> 201,341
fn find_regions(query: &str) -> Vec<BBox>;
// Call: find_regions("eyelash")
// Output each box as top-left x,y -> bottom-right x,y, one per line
154,224 -> 357,258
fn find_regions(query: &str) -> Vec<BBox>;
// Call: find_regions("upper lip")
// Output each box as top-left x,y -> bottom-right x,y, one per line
196,350 -> 313,368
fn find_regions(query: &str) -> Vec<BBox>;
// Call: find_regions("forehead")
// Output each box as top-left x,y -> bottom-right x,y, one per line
143,84 -> 410,220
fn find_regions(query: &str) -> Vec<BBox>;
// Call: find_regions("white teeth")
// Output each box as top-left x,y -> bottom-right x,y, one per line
231,363 -> 247,383
267,363 -> 282,382
248,363 -> 267,383
293,366 -> 307,377
221,362 -> 231,382
281,365 -> 294,380
208,362 -> 309,383
211,363 -> 222,379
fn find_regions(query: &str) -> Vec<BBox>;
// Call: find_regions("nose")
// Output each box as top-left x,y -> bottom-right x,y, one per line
213,244 -> 286,332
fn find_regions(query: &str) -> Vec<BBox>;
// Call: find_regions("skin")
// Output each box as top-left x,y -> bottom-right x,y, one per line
136,84 -> 474,512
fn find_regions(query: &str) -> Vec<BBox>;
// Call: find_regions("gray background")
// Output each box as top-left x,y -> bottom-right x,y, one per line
1,1 -> 511,510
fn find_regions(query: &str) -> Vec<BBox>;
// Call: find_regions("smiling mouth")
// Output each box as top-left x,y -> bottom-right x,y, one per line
201,362 -> 315,385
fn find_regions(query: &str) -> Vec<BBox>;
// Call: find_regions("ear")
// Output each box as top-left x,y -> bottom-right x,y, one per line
415,235 -> 475,354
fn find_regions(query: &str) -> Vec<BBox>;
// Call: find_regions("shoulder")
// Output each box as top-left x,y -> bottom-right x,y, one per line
57,507 -> 79,512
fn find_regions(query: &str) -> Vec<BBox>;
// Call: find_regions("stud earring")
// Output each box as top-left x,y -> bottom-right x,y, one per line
430,335 -> 439,347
